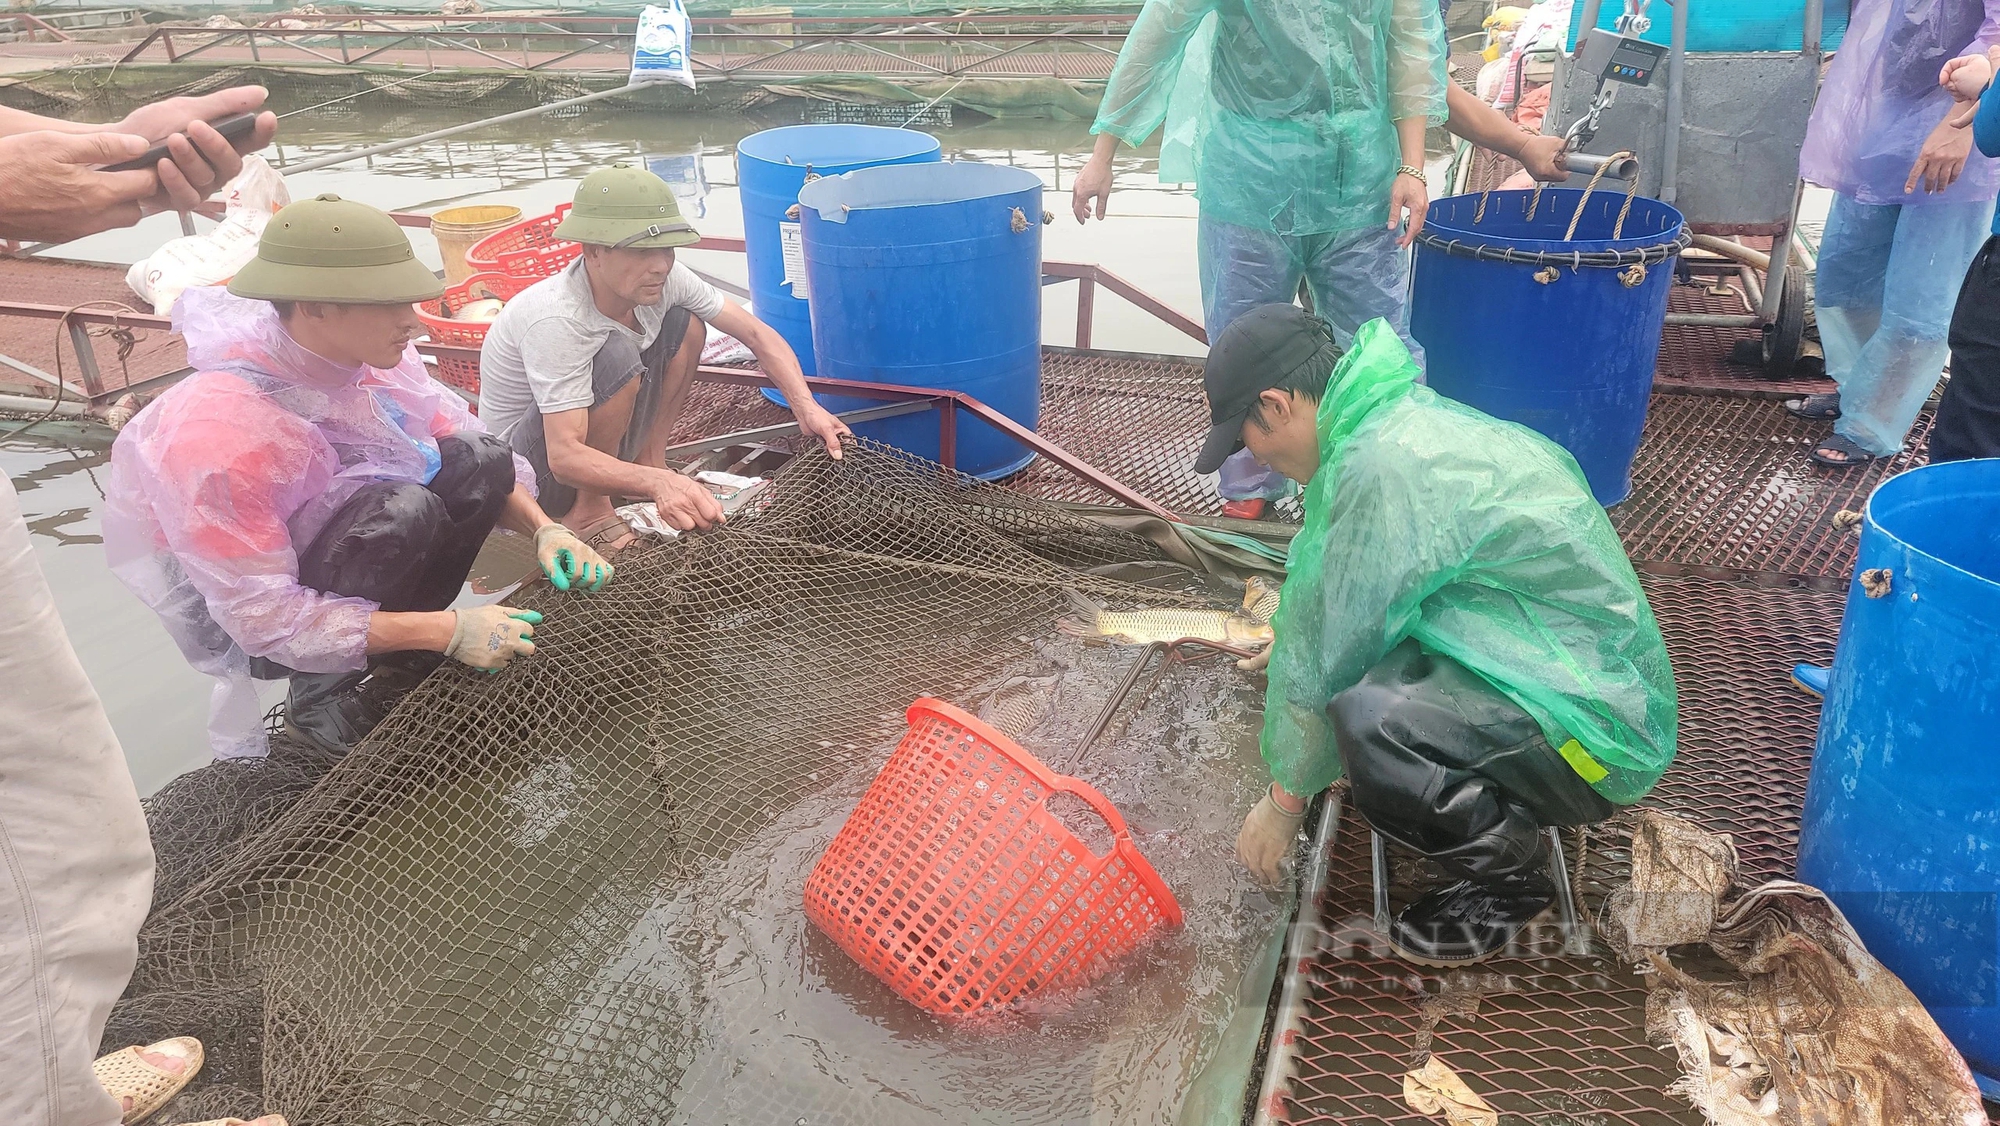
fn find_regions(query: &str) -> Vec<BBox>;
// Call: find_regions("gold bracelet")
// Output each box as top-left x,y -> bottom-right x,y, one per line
1396,163 -> 1428,186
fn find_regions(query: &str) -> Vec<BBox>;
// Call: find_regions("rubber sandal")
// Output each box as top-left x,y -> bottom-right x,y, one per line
92,1037 -> 204,1125
1785,392 -> 1841,420
1808,434 -> 1881,468
1791,662 -> 1829,699
569,512 -> 636,557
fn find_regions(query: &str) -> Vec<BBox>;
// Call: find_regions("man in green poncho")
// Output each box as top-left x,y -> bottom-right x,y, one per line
1073,0 -> 1449,517
1202,304 -> 1678,965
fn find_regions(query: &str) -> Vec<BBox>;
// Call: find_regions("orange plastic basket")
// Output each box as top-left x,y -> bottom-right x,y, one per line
464,203 -> 580,278
803,697 -> 1183,1016
414,271 -> 531,395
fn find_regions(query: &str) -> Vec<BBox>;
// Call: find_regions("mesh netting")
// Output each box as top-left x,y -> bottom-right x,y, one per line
112,441 -> 1257,1124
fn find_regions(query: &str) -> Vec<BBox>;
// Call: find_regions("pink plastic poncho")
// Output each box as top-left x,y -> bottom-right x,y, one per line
1800,0 -> 2000,207
104,287 -> 534,760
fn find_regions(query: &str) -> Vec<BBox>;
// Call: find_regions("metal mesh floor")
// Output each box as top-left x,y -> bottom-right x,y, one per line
1613,395 -> 1932,583
1275,574 -> 1844,1125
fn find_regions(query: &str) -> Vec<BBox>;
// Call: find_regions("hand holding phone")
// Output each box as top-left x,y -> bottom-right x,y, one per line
102,111 -> 261,172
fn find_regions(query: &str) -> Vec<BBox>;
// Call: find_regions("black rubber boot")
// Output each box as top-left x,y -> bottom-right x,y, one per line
1387,871 -> 1556,967
284,653 -> 441,755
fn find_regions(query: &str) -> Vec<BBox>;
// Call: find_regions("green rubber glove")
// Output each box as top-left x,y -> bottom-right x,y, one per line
534,524 -> 614,592
446,605 -> 543,671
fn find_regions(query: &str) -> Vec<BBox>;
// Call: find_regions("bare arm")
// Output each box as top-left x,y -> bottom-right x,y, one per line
542,406 -> 724,530
709,300 -> 852,458
366,610 -> 457,655
1442,83 -> 1569,181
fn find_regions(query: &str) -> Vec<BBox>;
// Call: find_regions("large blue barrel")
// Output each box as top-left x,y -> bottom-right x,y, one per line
735,125 -> 941,375
796,162 -> 1044,479
1797,458 -> 2000,1092
1410,189 -> 1685,505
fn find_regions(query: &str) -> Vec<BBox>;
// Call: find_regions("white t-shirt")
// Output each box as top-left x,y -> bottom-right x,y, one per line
478,257 -> 726,441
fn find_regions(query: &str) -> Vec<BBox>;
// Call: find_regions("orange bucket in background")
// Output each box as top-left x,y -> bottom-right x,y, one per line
415,271 -> 531,396
430,204 -> 522,287
803,697 -> 1182,1017
466,203 -> 581,278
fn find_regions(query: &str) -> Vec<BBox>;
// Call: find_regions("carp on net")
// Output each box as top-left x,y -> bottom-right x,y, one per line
110,441 -> 1249,1124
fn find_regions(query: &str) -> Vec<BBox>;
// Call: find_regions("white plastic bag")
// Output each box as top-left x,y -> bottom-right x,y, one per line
630,1 -> 697,90
125,155 -> 291,316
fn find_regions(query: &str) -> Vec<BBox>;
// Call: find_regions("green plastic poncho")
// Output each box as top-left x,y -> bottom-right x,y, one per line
1261,321 -> 1678,806
1091,0 -> 1448,236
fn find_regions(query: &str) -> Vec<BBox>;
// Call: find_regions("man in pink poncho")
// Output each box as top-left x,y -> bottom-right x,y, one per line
106,195 -> 614,763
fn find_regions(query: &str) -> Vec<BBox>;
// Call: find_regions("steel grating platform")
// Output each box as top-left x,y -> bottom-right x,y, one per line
1273,574 -> 1845,1125
1612,395 -> 1931,584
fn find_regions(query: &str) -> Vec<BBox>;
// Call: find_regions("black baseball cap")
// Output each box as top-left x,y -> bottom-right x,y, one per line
1193,304 -> 1344,475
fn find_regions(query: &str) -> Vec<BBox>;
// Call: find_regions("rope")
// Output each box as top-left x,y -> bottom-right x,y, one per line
5,301 -> 142,437
1427,150 -> 1682,271
1562,151 -> 1640,242
1416,227 -> 1689,269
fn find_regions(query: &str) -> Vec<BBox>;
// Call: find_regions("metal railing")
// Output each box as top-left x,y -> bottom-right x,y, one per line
116,15 -> 1133,79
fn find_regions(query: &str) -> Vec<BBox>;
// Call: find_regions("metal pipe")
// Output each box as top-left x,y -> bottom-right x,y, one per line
1665,312 -> 1761,328
1251,790 -> 1344,1126
1689,233 -> 1771,270
1576,0 -> 1605,47
1802,0 -> 1824,56
656,399 -> 933,461
1659,0 -> 1688,203
0,391 -> 90,418
1563,151 -> 1637,180
1758,180 -> 1805,324
280,83 -> 644,174
1739,263 -> 1765,314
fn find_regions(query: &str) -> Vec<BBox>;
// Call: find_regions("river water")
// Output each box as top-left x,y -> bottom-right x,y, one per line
17,108 -> 1210,796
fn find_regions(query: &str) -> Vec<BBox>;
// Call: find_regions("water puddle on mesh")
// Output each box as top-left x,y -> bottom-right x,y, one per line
595,638 -> 1284,1125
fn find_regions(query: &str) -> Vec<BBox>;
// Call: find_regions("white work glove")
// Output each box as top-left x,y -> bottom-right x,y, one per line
1237,785 -> 1308,886
1236,646 -> 1271,673
534,524 -> 613,592
446,605 -> 541,671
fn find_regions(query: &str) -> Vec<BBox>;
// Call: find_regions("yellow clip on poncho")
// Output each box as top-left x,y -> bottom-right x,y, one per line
1091,0 -> 1448,236
1261,321 -> 1678,805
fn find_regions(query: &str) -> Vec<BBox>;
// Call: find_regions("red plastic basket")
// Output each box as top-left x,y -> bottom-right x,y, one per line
803,698 -> 1183,1016
465,203 -> 580,278
414,271 -> 531,395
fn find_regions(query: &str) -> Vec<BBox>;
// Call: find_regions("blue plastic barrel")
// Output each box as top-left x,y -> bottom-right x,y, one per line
796,162 -> 1045,479
1411,189 -> 1685,505
1797,458 -> 2000,1094
735,125 -> 941,375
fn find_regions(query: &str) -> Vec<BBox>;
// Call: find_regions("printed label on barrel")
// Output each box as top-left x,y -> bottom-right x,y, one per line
779,221 -> 809,299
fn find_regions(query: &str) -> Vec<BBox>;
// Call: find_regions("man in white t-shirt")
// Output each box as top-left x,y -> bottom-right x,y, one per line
480,166 -> 850,550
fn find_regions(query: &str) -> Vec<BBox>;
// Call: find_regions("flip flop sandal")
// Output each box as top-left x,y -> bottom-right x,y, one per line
1785,392 -> 1842,419
1809,434 -> 1881,468
92,1037 -> 204,1125
570,512 -> 636,557
1791,662 -> 1830,699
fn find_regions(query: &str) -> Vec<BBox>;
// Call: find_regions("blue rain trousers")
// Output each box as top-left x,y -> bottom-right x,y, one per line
1199,215 -> 1421,499
1816,191 -> 1996,456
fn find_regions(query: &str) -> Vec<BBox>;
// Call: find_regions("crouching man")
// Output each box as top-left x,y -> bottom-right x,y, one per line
1207,304 -> 1678,965
106,195 -> 614,760
478,166 -> 851,551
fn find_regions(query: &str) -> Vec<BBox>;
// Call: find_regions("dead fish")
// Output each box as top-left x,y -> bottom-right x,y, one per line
1059,591 -> 1272,650
455,298 -> 505,321
1241,575 -> 1281,623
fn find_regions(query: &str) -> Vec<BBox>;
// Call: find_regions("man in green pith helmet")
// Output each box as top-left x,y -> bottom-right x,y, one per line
479,166 -> 851,552
105,194 -> 616,762
1205,305 -> 1677,966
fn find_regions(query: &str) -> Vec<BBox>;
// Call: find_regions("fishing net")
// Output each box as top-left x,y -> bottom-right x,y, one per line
111,440 -> 1247,1124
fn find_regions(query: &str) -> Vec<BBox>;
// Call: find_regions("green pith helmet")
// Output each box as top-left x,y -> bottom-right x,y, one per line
554,166 -> 700,250
230,194 -> 444,304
